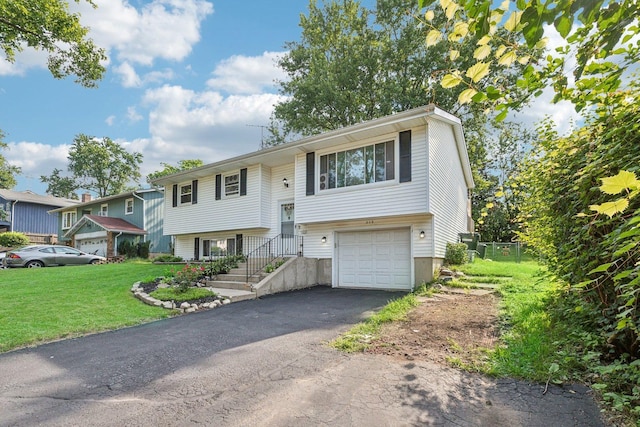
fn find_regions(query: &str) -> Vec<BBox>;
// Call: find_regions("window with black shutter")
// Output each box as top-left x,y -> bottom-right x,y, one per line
192,180 -> 198,204
306,152 -> 315,195
172,184 -> 178,207
240,168 -> 247,196
399,130 -> 412,183
215,174 -> 222,200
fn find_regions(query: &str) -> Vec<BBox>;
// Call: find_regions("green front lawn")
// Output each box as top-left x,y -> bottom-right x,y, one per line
0,261 -> 173,353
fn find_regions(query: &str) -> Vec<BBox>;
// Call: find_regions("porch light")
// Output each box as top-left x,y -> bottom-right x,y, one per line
419,231 -> 425,239
283,178 -> 289,188
321,236 -> 327,244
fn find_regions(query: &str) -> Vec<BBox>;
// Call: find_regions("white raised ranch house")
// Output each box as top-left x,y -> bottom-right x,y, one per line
153,105 -> 474,291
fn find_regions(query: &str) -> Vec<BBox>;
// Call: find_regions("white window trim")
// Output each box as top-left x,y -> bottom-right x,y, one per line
100,203 -> 108,217
317,138 -> 397,193
125,198 -> 134,215
62,211 -> 77,230
223,171 -> 240,198
179,182 -> 193,205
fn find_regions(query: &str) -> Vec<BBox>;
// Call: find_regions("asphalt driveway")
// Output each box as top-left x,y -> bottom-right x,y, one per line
0,287 -> 604,426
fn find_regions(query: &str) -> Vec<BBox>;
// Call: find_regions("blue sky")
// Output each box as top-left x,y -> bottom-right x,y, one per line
0,0 -> 578,196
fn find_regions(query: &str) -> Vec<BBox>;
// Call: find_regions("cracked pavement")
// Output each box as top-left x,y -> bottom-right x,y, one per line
0,287 -> 604,426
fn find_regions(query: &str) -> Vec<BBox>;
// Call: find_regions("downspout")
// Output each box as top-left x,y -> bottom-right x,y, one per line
10,200 -> 18,231
131,191 -> 146,243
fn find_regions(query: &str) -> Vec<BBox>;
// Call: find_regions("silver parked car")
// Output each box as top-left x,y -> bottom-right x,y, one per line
2,245 -> 106,268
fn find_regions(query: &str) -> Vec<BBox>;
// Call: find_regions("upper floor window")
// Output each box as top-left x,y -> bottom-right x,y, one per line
224,173 -> 240,197
100,204 -> 108,216
180,183 -> 192,204
62,211 -> 76,229
172,180 -> 198,207
125,198 -> 134,215
319,141 -> 394,191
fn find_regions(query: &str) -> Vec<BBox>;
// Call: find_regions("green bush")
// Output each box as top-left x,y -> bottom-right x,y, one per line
0,231 -> 30,247
444,242 -> 468,265
154,254 -> 183,263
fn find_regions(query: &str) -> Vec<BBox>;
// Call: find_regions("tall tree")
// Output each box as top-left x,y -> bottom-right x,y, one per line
146,159 -> 204,184
0,131 -> 21,189
39,168 -> 79,199
0,0 -> 106,88
268,0 -> 533,143
41,134 -> 142,198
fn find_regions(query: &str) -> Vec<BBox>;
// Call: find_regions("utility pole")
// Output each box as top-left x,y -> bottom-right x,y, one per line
246,124 -> 268,149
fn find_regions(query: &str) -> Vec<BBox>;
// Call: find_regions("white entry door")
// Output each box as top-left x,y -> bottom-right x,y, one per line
337,228 -> 412,290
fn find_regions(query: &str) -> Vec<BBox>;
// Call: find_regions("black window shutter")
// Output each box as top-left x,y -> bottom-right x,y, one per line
194,237 -> 200,261
240,168 -> 247,196
192,180 -> 198,204
399,130 -> 412,183
385,141 -> 395,181
215,174 -> 222,200
306,152 -> 315,196
172,184 -> 178,207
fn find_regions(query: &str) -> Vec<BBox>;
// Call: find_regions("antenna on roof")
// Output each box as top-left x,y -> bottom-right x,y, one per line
246,124 -> 268,150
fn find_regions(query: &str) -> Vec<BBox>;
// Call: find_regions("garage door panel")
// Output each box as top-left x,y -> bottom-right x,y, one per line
337,228 -> 411,290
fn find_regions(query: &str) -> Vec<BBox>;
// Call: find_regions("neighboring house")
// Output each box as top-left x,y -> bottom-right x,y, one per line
152,105 -> 475,290
49,189 -> 171,257
0,190 -> 77,241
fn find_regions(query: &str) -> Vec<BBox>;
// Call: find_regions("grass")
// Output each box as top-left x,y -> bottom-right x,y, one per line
0,261 -> 173,353
456,260 -> 562,382
150,287 -> 216,302
330,293 -> 420,352
332,259 -> 562,384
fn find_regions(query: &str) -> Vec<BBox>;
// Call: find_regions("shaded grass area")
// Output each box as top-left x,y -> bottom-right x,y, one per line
330,293 -> 419,352
0,261 -> 173,353
457,260 -> 561,382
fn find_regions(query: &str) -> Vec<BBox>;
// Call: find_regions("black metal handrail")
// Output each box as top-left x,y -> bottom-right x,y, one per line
245,234 -> 303,282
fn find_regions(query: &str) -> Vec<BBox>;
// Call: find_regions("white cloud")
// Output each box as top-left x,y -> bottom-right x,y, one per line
105,115 -> 116,126
76,0 -> 214,67
5,141 -> 70,178
142,84 -> 285,156
0,47 -> 50,76
206,51 -> 287,94
114,62 -> 142,88
127,106 -> 143,123
3,0 -> 213,82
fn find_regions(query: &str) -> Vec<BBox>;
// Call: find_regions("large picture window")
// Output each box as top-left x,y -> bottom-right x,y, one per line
319,141 -> 394,191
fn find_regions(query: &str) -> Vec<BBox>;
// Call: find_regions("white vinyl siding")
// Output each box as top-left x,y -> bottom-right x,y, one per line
164,164 -> 265,235
428,119 -> 469,258
269,164 -> 295,236
296,127 -> 428,224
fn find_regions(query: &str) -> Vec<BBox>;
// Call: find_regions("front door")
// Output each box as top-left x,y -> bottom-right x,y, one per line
280,202 -> 295,255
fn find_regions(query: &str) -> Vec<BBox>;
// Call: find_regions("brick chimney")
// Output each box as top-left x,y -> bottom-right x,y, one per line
81,193 -> 92,203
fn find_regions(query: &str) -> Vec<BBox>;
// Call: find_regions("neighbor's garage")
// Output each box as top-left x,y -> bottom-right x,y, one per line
336,228 -> 412,290
76,237 -> 107,257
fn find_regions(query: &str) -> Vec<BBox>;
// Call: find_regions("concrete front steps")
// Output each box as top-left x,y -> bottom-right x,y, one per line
205,262 -> 263,302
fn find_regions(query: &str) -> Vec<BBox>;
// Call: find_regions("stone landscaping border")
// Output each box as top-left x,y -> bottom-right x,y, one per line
130,281 -> 231,313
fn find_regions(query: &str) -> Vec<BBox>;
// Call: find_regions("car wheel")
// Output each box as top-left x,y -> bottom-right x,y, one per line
90,259 -> 101,265
25,261 -> 44,268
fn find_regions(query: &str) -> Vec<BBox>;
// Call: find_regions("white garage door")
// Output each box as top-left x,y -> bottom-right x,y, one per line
337,228 -> 412,290
77,238 -> 107,257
